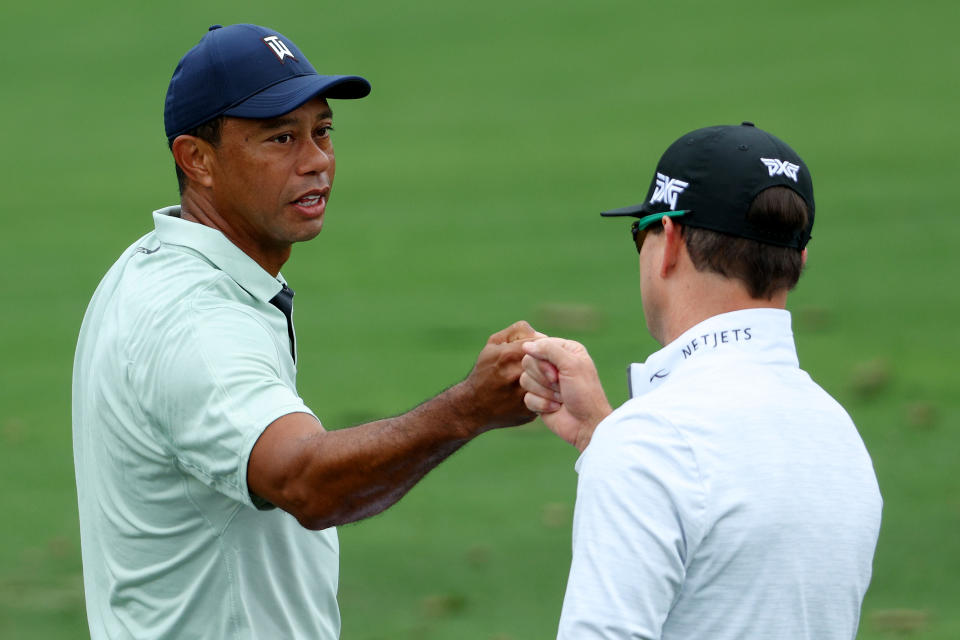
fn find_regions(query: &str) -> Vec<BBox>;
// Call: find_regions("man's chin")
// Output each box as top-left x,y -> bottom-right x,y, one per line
287,217 -> 325,244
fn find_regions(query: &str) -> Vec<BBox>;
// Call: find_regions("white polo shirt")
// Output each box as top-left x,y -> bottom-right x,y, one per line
72,207 -> 340,639
558,309 -> 882,640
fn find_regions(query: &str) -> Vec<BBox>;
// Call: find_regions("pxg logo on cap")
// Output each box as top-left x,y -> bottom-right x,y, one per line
649,173 -> 689,211
760,157 -> 800,181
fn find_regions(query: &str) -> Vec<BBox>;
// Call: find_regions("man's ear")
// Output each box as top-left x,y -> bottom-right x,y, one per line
659,216 -> 685,278
171,135 -> 215,189
801,247 -> 808,267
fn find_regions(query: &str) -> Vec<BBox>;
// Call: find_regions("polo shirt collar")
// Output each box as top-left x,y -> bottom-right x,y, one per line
628,308 -> 799,399
152,206 -> 285,302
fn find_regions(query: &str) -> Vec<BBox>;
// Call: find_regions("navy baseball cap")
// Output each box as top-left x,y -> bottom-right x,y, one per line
164,24 -> 371,141
601,123 -> 815,249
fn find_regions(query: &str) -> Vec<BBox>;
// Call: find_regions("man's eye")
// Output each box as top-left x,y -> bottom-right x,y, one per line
317,126 -> 334,138
273,134 -> 293,144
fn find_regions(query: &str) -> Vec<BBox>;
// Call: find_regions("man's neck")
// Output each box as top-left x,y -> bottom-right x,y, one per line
657,275 -> 787,346
179,191 -> 290,277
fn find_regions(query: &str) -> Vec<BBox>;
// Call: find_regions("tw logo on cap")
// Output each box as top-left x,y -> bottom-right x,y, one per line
760,158 -> 800,182
650,173 -> 689,210
263,35 -> 296,62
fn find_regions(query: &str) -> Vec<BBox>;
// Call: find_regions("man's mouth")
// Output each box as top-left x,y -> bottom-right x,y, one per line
294,193 -> 325,207
290,189 -> 330,217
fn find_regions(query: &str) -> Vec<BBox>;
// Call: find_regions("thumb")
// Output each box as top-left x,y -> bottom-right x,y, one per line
522,337 -> 590,373
489,320 -> 536,345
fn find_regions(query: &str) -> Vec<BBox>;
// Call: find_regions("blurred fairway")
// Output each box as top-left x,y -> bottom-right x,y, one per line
2,0 -> 958,637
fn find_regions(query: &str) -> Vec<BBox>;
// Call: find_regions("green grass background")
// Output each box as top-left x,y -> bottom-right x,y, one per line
2,0 -> 958,637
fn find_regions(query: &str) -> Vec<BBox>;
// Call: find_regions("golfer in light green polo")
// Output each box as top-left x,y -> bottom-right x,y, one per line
72,24 -> 537,639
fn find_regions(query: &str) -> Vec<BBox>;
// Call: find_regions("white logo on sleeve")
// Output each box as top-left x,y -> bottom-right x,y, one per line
650,173 -> 689,210
760,158 -> 801,182
263,36 -> 296,62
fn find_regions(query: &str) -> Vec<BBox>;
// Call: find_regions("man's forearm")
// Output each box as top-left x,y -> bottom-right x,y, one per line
293,382 -> 485,528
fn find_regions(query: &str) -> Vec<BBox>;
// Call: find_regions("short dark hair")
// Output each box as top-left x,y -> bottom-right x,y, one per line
650,186 -> 809,299
168,117 -> 224,196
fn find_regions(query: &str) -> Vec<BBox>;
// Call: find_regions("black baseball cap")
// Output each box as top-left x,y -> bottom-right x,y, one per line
164,24 -> 371,141
601,122 -> 815,249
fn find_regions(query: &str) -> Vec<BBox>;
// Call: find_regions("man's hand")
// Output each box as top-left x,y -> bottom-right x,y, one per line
520,338 -> 612,452
456,321 -> 541,432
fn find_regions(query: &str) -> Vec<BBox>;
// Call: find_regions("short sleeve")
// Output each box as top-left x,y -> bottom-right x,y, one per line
557,406 -> 706,640
135,301 -> 315,508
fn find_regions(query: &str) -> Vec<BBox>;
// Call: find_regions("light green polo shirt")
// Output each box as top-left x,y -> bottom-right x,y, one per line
72,206 -> 340,639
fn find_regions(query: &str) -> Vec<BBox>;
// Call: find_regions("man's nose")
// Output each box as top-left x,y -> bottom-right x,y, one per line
299,140 -> 332,174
